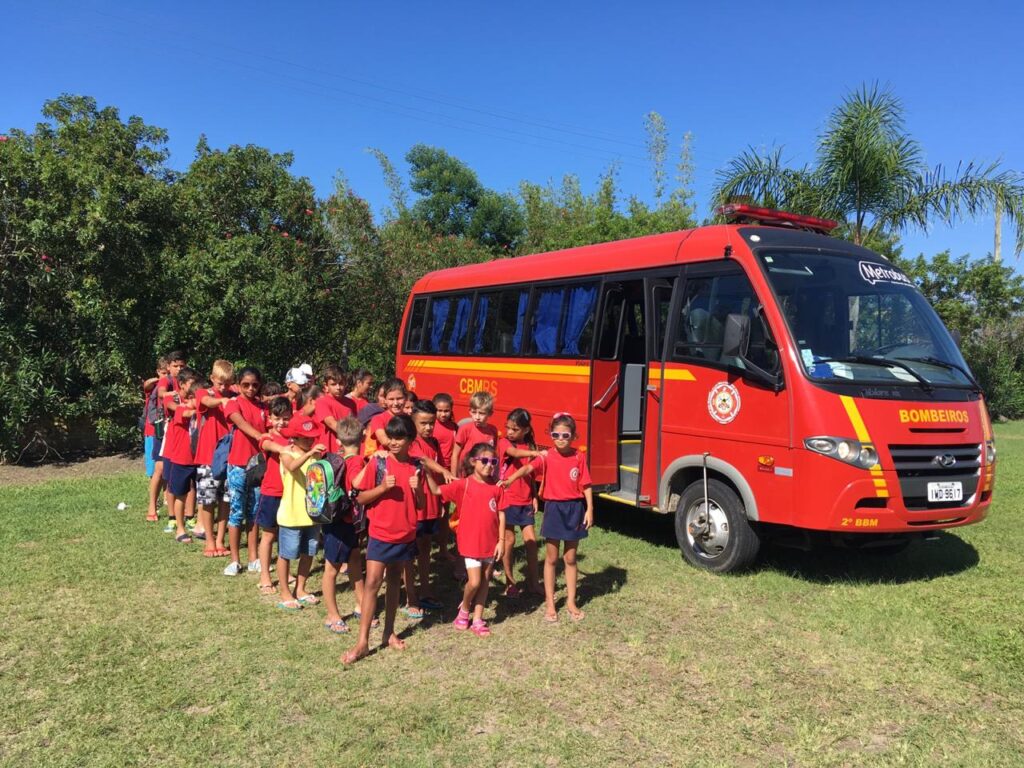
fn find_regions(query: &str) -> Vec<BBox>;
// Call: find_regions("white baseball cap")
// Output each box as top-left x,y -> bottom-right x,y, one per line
284,367 -> 310,386
298,363 -> 314,378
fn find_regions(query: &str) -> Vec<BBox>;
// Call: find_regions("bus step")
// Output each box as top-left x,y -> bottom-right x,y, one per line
618,466 -> 639,495
598,489 -> 641,508
619,440 -> 641,465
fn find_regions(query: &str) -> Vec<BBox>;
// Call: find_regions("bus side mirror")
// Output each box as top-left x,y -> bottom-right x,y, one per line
722,313 -> 750,359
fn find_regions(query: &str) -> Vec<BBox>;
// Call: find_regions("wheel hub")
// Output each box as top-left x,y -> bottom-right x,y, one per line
685,499 -> 730,559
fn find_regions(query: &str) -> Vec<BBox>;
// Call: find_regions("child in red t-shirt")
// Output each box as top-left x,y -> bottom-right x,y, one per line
254,397 -> 293,593
145,356 -> 169,523
364,378 -> 407,456
431,392 -> 459,562
223,367 -> 267,576
450,391 -> 498,476
346,368 -> 374,413
343,414 -> 424,665
314,365 -> 357,454
162,367 -> 200,543
497,408 -> 545,596
194,360 -> 235,556
407,400 -> 457,614
500,413 -> 593,622
430,442 -> 505,637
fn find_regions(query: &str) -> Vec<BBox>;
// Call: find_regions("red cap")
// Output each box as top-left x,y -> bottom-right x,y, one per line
283,414 -> 320,439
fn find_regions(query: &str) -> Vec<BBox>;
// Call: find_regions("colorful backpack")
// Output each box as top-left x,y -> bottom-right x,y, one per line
305,453 -> 353,525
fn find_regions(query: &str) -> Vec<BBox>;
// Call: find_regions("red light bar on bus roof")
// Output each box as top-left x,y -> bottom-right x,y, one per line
717,203 -> 838,234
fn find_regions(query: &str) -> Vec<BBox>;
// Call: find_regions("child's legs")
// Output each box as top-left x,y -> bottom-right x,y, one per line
461,564 -> 482,613
147,460 -> 164,516
563,540 -> 580,610
347,548 -> 365,607
172,493 -> 185,534
258,527 -> 277,586
215,500 -> 228,549
357,560 -> 385,650
502,527 -> 517,583
185,484 -> 196,521
323,559 -> 341,621
276,556 -> 293,601
544,539 -> 561,615
199,504 -> 215,551
402,560 -> 419,608
416,534 -> 433,596
296,554 -> 313,597
246,486 -> 262,562
473,561 -> 493,623
522,525 -> 541,589
383,563 -> 404,639
226,466 -> 248,562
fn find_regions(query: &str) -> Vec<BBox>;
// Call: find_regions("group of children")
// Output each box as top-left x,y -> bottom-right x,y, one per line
142,352 -> 595,664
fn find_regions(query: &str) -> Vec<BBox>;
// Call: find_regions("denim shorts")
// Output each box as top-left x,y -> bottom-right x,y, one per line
278,525 -> 320,560
227,464 -> 261,527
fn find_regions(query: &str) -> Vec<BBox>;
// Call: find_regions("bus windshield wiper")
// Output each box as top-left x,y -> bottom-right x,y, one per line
813,356 -> 933,391
896,356 -> 982,392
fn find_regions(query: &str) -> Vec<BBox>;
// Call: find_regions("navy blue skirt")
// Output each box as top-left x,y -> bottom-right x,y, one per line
540,499 -> 588,541
366,536 -> 416,564
503,504 -> 536,529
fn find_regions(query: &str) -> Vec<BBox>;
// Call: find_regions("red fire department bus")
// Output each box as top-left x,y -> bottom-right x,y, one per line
395,205 -> 996,572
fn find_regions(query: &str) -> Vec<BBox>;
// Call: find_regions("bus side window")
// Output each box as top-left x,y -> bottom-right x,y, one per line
528,287 -> 565,356
405,297 -> 427,353
597,289 -> 625,360
472,289 -> 529,355
559,284 -> 598,356
424,293 -> 473,354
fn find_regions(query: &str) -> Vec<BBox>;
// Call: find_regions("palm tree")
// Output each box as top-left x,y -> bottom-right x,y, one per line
713,85 -> 1024,258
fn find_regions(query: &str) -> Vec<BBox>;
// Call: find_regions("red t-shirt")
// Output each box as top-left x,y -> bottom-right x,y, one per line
142,384 -> 157,437
314,394 -> 357,453
364,410 -> 399,455
441,477 -> 503,559
160,375 -> 180,418
193,387 -> 231,466
529,449 -> 591,501
409,435 -> 442,521
224,395 -> 266,467
357,454 -> 420,544
498,438 -> 535,508
163,406 -> 195,466
349,395 -> 369,413
258,432 -> 290,497
433,419 -> 457,468
455,422 -> 498,454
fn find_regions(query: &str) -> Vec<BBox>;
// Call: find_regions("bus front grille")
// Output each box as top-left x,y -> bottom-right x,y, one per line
888,443 -> 982,511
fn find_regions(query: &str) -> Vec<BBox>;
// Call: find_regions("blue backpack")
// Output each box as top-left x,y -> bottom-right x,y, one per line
211,427 -> 235,482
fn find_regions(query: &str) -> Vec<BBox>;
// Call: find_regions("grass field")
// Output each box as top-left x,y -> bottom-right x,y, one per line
2,423 -> 1022,767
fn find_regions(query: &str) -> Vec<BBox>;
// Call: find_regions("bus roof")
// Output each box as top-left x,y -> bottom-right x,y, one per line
412,227 -> 704,294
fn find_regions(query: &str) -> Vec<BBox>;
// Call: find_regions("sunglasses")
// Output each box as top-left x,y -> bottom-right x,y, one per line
550,431 -> 572,440
239,382 -> 259,389
474,457 -> 499,466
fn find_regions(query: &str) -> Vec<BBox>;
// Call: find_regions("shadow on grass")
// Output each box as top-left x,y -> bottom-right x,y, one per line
757,531 -> 980,584
593,499 -> 678,549
489,564 -> 629,624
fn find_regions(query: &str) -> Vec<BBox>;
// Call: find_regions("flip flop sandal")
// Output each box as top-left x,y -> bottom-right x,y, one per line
203,549 -> 220,558
453,610 -> 471,630
175,533 -> 193,544
419,597 -> 444,611
192,531 -> 207,540
146,513 -> 159,522
324,619 -> 349,634
401,606 -> 425,620
213,548 -> 230,557
297,594 -> 320,606
353,610 -> 380,629
277,600 -> 303,611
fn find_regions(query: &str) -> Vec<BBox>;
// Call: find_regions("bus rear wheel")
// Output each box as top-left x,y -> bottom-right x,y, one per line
674,479 -> 760,573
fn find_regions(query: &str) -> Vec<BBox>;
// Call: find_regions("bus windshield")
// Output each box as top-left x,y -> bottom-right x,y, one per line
758,250 -> 976,389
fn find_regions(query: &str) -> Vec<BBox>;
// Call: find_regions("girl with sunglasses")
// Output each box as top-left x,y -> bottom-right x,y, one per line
500,412 -> 593,622
428,442 -> 506,637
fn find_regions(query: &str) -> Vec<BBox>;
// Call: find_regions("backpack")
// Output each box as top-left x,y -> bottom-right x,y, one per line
305,452 -> 353,525
244,452 -> 266,487
211,427 -> 234,482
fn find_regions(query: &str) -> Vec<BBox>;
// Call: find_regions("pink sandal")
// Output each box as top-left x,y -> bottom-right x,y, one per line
470,620 -> 491,637
453,609 -> 470,630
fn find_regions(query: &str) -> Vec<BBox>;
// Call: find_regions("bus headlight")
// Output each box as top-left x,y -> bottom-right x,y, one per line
986,440 -> 996,464
804,436 -> 878,470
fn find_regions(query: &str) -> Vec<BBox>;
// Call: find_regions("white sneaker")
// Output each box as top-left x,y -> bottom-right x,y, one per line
223,561 -> 242,576
247,560 -> 261,573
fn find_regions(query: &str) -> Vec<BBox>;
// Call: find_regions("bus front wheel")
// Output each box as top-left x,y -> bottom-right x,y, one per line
674,479 -> 760,573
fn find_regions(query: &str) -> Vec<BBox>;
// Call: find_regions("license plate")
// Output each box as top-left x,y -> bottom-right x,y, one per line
927,481 -> 963,503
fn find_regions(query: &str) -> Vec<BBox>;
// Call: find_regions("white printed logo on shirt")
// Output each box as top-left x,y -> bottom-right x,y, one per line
570,467 -> 580,482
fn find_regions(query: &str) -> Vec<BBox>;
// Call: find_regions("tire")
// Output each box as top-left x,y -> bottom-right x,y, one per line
674,478 -> 760,573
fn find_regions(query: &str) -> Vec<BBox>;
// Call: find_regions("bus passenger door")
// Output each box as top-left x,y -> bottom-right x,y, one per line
588,283 -> 625,489
637,276 -> 676,505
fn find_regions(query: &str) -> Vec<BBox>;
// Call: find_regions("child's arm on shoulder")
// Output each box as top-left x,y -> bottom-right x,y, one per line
143,376 -> 160,392
499,459 -> 538,488
228,410 -> 263,442
419,455 -> 455,483
504,444 -> 543,459
199,392 -> 230,409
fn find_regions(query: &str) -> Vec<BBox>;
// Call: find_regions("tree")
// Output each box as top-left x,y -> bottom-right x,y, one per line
713,85 -> 1024,255
0,95 -> 175,458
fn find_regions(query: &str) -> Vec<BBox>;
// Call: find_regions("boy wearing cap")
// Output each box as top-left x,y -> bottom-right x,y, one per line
284,367 -> 310,408
275,414 -> 326,611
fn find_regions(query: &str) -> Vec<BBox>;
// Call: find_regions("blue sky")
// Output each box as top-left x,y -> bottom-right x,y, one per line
5,0 -> 1022,265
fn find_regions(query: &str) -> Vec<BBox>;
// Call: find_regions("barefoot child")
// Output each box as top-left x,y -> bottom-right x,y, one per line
275,414 -> 326,611
343,414 -> 424,664
254,397 -> 293,593
500,413 -> 593,622
429,443 -> 505,637
321,417 -> 368,634
497,408 -> 545,596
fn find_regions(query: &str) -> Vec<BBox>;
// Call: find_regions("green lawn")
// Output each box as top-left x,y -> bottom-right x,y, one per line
2,423 -> 1022,767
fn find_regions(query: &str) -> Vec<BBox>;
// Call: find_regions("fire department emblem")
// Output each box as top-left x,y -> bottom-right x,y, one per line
707,382 -> 741,424
570,467 -> 580,481
407,374 -> 417,392
489,498 -> 498,512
